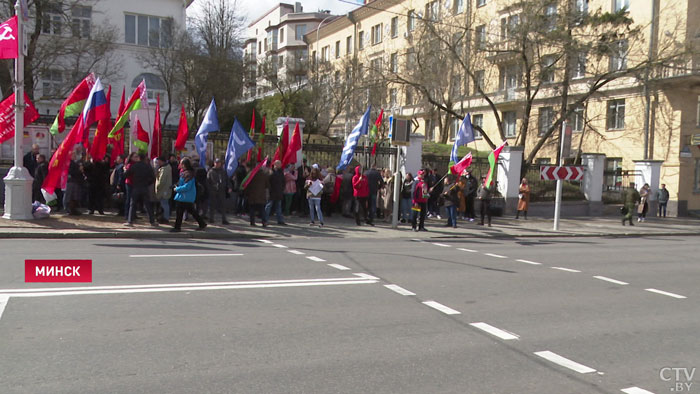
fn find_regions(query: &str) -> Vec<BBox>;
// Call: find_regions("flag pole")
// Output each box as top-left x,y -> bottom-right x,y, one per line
3,0 -> 33,220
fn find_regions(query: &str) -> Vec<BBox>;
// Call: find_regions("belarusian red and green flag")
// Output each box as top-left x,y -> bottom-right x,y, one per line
49,73 -> 95,135
484,141 -> 507,187
369,109 -> 383,156
273,118 -> 289,163
108,80 -> 147,138
133,114 -> 150,153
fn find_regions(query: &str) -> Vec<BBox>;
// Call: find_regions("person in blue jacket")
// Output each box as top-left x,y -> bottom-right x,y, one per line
171,158 -> 207,232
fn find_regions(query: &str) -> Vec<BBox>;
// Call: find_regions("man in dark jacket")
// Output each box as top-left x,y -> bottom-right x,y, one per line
84,155 -> 110,215
63,150 -> 85,215
340,167 -> 354,218
194,162 -> 209,218
364,166 -> 384,222
463,170 -> 478,221
124,153 -> 156,226
32,154 -> 48,203
244,165 -> 270,226
232,159 -> 248,215
266,160 -> 286,225
23,144 -> 39,177
207,158 -> 230,224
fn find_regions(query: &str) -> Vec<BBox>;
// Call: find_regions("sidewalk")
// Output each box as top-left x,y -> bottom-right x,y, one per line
0,210 -> 698,239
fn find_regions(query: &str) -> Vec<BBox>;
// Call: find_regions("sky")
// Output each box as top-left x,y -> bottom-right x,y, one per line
188,0 -> 363,26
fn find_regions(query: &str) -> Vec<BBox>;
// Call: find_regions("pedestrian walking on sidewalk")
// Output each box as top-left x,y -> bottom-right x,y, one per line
411,170 -> 429,231
637,183 -> 650,222
515,177 -> 530,219
171,158 -> 207,232
622,183 -> 640,226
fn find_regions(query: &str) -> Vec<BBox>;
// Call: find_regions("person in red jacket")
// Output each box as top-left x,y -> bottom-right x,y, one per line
412,170 -> 429,231
352,165 -> 372,226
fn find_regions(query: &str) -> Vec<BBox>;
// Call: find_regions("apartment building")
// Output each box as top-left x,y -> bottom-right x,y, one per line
243,3 -> 333,101
306,0 -> 700,215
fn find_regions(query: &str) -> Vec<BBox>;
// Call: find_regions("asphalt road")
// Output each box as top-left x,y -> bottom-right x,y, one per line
0,236 -> 698,394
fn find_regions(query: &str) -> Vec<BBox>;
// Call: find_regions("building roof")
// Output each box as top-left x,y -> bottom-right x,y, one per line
248,3 -> 295,27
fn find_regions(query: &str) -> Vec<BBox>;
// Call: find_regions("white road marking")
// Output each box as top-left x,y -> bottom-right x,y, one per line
470,322 -> 519,340
621,387 -> 655,394
3,278 -> 377,298
354,273 -> 380,280
129,253 -> 244,258
534,351 -> 596,374
432,243 -> 450,247
272,244 -> 288,248
593,276 -> 629,285
288,250 -> 305,255
484,253 -> 507,259
306,256 -> 326,262
551,267 -> 581,273
645,288 -> 687,299
0,294 -> 9,321
327,264 -> 350,271
422,301 -> 461,315
384,284 -> 416,296
255,239 -> 274,244
411,239 -> 424,242
457,248 -> 477,253
516,259 -> 542,265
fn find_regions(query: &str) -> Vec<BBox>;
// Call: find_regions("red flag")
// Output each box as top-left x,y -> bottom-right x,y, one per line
0,16 -> 18,59
273,118 -> 289,163
370,109 -> 383,156
0,92 -> 40,144
134,115 -> 149,152
282,122 -> 302,167
108,86 -> 126,165
150,94 -> 162,159
174,104 -> 188,151
246,109 -> 256,163
89,85 -> 112,160
485,141 -> 507,187
43,117 -> 84,194
242,156 -> 269,190
257,116 -> 266,162
450,152 -> 473,176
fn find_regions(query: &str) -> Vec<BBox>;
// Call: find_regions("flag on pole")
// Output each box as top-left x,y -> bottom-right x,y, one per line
337,106 -> 371,171
0,16 -> 18,59
133,115 -> 149,153
225,117 -> 255,177
42,117 -> 84,194
50,73 -> 96,135
174,104 -> 188,151
241,156 -> 269,190
450,152 -> 473,176
450,114 -> 475,166
150,94 -> 162,159
79,77 -> 109,148
0,92 -> 39,144
90,85 -> 112,161
369,109 -> 383,156
195,98 -> 219,168
257,116 -> 266,162
282,122 -> 302,168
485,141 -> 507,187
108,80 -> 147,138
272,118 -> 289,163
108,86 -> 126,165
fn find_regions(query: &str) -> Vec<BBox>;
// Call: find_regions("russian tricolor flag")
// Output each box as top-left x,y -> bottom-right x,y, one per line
80,77 -> 109,144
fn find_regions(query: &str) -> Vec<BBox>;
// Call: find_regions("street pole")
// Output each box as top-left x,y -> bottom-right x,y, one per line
390,112 -> 400,229
3,0 -> 33,220
553,120 -> 566,231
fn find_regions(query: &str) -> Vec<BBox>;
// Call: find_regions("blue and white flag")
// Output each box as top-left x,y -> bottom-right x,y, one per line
337,106 -> 371,171
225,117 -> 255,177
195,98 -> 219,168
450,113 -> 475,165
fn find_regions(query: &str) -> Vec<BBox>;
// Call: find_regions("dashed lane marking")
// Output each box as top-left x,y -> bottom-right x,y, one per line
457,248 -> 478,253
432,243 -> 450,247
328,264 -> 350,271
272,244 -> 288,249
422,301 -> 461,315
551,267 -> 581,273
470,322 -> 519,340
621,387 -> 655,394
384,284 -> 416,296
516,259 -> 542,265
288,250 -> 305,255
354,273 -> 380,280
0,295 -> 9,321
306,256 -> 326,262
484,253 -> 507,259
593,276 -> 629,285
129,253 -> 244,258
645,288 -> 687,299
534,351 -> 596,374
255,239 -> 274,244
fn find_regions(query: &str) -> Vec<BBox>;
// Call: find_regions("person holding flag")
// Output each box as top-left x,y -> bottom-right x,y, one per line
477,140 -> 507,227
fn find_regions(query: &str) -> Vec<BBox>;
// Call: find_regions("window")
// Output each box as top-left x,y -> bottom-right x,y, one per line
390,52 -> 398,73
500,64 -> 520,90
405,87 -> 414,105
124,14 -> 172,47
536,158 -> 552,165
500,14 -> 520,41
607,99 -> 626,130
370,57 -> 383,76
472,114 -> 483,139
695,159 -> 700,192
391,17 -> 398,38
258,41 -> 262,54
42,3 -> 63,35
450,75 -> 461,98
321,46 -> 330,61
613,0 -> 629,12
295,24 -> 306,40
280,28 -> 284,42
406,49 -> 417,69
605,158 -> 623,188
576,0 -> 589,15
279,55 -> 284,68
425,119 -> 434,141
346,36 -> 352,55
335,41 -> 340,58
538,107 -> 554,136
544,4 -> 557,32
572,52 -> 586,79
371,24 -> 382,45
390,88 -> 398,107
474,70 -> 485,92
359,31 -> 365,50
453,0 -> 464,14
569,105 -> 585,132
475,25 -> 486,49
407,10 -> 416,32
425,1 -> 439,21
542,56 -> 556,83
504,111 -> 517,138
41,69 -> 63,97
477,0 -> 486,7
609,39 -> 628,71
71,6 -> 91,38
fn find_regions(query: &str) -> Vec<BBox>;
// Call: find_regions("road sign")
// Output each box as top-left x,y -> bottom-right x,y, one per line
540,165 -> 584,181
